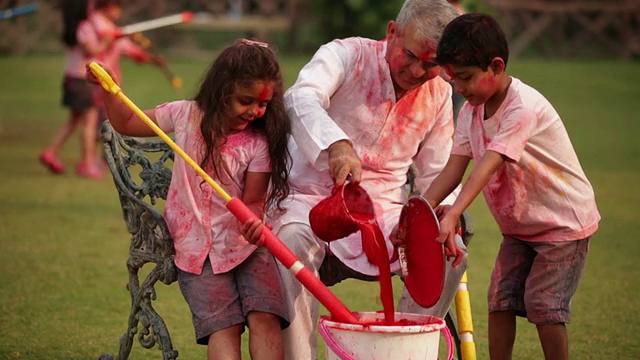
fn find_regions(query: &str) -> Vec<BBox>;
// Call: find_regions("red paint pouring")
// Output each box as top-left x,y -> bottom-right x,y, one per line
309,183 -> 396,325
351,212 -> 395,325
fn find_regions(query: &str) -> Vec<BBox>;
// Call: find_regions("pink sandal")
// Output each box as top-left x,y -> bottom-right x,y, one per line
39,151 -> 65,174
76,162 -> 105,179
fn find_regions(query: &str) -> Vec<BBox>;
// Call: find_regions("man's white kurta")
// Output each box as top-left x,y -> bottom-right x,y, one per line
274,37 -> 458,276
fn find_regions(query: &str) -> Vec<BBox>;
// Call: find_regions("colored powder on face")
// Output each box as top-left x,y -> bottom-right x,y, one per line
444,65 -> 455,80
257,83 -> 271,102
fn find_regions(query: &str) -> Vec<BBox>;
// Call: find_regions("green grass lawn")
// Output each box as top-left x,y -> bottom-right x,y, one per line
0,54 -> 639,359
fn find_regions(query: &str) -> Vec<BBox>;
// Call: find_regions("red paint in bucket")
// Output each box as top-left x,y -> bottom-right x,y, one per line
310,184 -> 395,324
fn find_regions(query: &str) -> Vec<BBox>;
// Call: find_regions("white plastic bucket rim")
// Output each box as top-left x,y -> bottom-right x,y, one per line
319,311 -> 453,360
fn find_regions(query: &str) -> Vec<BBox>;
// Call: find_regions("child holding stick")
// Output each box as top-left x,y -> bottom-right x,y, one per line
88,39 -> 291,360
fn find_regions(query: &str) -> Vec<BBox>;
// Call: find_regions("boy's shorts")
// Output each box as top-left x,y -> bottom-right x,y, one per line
177,246 -> 290,345
61,76 -> 98,111
488,236 -> 590,325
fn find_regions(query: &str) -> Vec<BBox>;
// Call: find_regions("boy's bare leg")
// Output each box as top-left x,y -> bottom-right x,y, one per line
537,323 -> 568,360
489,310 -> 516,360
207,325 -> 242,360
247,311 -> 284,360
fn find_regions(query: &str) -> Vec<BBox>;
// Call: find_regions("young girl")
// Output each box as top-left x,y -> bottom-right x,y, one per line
40,0 -> 163,178
88,39 -> 291,360
40,0 -> 114,178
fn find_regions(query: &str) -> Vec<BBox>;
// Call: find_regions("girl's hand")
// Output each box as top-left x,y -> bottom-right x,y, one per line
85,62 -> 120,87
240,218 -> 269,246
436,213 -> 465,267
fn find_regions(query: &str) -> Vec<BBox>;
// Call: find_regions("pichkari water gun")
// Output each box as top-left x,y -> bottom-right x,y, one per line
0,3 -> 38,20
117,12 -> 193,37
130,32 -> 183,89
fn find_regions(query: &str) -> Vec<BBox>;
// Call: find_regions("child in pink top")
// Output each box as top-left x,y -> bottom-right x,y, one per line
40,0 -> 114,178
89,39 -> 291,360
417,13 -> 600,360
40,0 -> 161,179
89,0 -> 164,84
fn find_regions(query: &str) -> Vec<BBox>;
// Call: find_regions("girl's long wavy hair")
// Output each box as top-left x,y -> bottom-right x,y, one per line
194,39 -> 291,213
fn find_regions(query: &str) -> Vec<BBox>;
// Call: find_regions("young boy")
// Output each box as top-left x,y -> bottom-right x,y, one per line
421,13 -> 600,360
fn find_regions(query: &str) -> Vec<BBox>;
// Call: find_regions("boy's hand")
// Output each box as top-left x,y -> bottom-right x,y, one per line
436,213 -> 465,267
240,218 -> 269,246
434,204 -> 461,234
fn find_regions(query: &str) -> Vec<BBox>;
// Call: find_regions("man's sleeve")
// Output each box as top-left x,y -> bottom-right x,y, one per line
284,38 -> 358,170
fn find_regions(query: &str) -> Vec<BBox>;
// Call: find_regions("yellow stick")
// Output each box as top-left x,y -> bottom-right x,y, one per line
89,62 -> 231,202
455,271 -> 477,360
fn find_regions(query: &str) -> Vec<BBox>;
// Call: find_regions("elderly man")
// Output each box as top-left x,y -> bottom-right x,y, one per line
271,1 -> 466,358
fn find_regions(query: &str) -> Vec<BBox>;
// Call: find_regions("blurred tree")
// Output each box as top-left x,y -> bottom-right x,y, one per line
311,0 -> 404,42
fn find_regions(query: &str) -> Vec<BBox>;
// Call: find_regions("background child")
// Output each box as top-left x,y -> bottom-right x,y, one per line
87,0 -> 165,169
88,39 -> 291,360
419,13 -> 600,360
40,0 -> 165,178
39,0 -> 113,178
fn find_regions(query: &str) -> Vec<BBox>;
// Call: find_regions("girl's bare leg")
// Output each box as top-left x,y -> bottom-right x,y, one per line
79,107 -> 99,168
47,110 -> 83,153
207,324 -> 242,360
40,109 -> 86,173
247,311 -> 284,360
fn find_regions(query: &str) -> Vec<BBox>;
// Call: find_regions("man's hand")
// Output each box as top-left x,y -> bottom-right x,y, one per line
388,223 -> 406,247
328,140 -> 362,185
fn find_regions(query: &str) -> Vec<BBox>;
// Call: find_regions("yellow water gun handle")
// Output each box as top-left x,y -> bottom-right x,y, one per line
89,62 -> 121,95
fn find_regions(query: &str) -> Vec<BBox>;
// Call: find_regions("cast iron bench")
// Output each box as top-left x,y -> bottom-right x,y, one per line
98,121 -> 474,360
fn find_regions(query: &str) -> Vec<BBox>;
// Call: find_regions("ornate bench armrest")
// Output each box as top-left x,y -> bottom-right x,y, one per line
99,121 -> 179,360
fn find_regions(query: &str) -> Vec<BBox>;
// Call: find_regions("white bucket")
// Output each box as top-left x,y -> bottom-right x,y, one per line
319,311 -> 453,360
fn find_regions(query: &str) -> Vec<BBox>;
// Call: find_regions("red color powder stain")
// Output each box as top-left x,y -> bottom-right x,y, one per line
444,65 -> 455,80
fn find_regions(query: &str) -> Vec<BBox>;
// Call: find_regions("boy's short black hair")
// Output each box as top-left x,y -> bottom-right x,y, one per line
436,13 -> 509,70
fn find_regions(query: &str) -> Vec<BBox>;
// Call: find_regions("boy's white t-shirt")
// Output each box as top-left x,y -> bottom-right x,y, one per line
155,100 -> 272,275
452,77 -> 600,242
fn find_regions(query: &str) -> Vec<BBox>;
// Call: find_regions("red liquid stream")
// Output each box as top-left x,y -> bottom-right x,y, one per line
351,213 -> 395,325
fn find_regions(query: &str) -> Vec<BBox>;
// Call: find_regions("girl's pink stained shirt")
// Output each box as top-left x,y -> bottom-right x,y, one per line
276,37 -> 458,276
155,100 -> 272,275
452,77 -> 600,242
